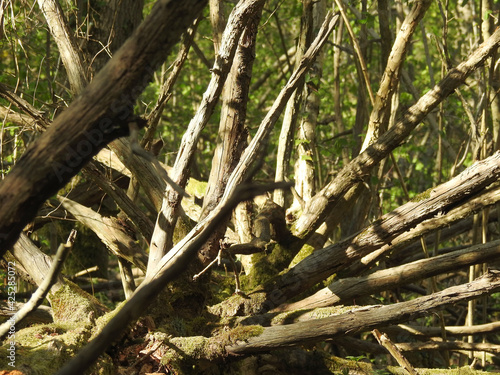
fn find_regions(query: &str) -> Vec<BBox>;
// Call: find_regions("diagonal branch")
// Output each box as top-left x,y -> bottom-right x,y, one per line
293,26 -> 500,240
0,230 -> 76,339
361,0 -> 431,151
277,237 -> 500,312
0,0 -> 208,255
146,0 -> 267,273
221,12 -> 340,206
36,0 -> 88,95
214,152 -> 500,316
58,196 -> 148,271
55,181 -> 291,375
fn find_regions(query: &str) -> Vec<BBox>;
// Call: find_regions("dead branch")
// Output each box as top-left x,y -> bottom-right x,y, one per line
276,238 -> 500,311
147,0 -> 269,273
293,27 -> 500,240
55,182 -> 291,375
58,196 -> 148,271
0,0 -> 207,255
0,230 -> 75,339
216,153 -> 500,316
372,329 -> 418,375
226,270 -> 500,354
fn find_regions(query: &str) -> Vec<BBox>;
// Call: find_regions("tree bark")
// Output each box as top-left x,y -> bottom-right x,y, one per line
227,270 -> 500,354
273,0 -> 313,207
361,0 -> 431,151
146,0 -> 266,274
55,182 -> 288,375
0,0 -> 208,255
277,238 -> 500,311
36,0 -> 88,95
198,3 -> 263,265
215,152 -> 500,315
58,196 -> 148,271
293,0 -> 326,206
293,27 -> 500,240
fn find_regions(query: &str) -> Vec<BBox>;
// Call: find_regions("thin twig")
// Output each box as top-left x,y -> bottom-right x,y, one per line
0,230 -> 76,340
333,0 -> 374,106
372,329 -> 418,375
193,248 -> 222,281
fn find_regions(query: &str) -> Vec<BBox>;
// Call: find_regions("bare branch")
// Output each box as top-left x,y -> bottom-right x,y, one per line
0,230 -> 76,339
55,181 -> 291,375
227,270 -> 500,354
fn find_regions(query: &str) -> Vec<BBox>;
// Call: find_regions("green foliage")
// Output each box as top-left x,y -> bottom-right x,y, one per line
2,0 -> 500,373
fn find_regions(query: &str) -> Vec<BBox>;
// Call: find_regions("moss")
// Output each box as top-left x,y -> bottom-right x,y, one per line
156,325 -> 264,373
0,322 -> 109,375
324,355 -> 494,374
241,243 -> 295,291
208,271 -> 238,305
172,215 -> 194,245
90,300 -> 126,340
218,324 -> 264,344
49,279 -> 108,324
269,306 -> 350,325
185,178 -> 207,199
289,243 -> 315,268
267,243 -> 295,270
410,187 -> 433,202
208,291 -> 268,318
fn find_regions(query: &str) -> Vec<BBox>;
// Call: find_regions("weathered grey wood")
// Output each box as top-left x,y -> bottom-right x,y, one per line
386,321 -> 500,337
0,302 -> 52,325
274,0 -> 313,207
56,182 -> 289,375
199,3 -> 263,265
11,234 -> 63,290
215,153 -> 500,316
147,0 -> 267,274
226,270 -> 500,353
349,184 -> 500,275
277,238 -> 500,311
84,162 -> 154,241
36,0 -> 88,94
58,196 -> 148,271
275,153 -> 500,306
361,0 -> 431,150
0,0 -> 207,255
396,341 -> 500,355
0,231 -> 75,339
220,12 -> 340,206
293,27 -> 500,240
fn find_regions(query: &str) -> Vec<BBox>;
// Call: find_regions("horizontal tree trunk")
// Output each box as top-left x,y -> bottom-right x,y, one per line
226,270 -> 500,354
277,238 -> 500,311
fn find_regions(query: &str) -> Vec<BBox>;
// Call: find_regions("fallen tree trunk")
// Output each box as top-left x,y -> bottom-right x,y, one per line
346,184 -> 500,276
214,152 -> 500,315
226,270 -> 500,354
277,238 -> 500,311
